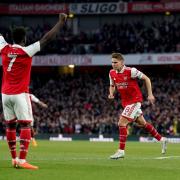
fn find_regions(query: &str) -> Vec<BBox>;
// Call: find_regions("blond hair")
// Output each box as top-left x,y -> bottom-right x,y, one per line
112,53 -> 124,61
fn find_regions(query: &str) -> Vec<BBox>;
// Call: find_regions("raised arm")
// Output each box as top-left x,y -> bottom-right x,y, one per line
0,34 -> 8,52
40,13 -> 67,49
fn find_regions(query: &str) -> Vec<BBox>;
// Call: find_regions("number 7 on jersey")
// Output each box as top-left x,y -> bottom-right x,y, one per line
7,55 -> 17,72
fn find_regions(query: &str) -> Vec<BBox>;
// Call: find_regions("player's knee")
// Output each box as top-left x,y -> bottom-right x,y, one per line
118,117 -> 129,126
19,122 -> 31,128
138,121 -> 146,127
6,122 -> 16,129
136,115 -> 146,127
31,127 -> 35,137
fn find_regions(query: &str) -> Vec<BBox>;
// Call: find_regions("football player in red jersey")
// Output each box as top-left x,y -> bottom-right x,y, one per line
0,13 -> 67,169
30,93 -> 48,147
108,53 -> 167,159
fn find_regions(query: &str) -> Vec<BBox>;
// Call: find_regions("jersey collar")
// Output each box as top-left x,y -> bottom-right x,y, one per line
116,65 -> 126,73
12,44 -> 23,48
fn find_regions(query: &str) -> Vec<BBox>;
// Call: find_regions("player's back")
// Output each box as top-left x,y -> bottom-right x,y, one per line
1,44 -> 32,94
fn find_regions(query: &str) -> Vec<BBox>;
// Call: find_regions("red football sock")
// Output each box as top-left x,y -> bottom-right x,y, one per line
119,126 -> 127,150
19,128 -> 31,160
6,128 -> 17,159
144,122 -> 162,141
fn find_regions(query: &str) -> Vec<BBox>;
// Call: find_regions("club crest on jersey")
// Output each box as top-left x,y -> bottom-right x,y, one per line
124,76 -> 128,81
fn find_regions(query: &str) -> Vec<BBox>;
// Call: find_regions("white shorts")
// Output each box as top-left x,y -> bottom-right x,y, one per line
2,93 -> 33,124
121,102 -> 142,121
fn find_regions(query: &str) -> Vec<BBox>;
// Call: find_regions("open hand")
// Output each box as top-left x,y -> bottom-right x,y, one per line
147,94 -> 155,105
108,94 -> 114,99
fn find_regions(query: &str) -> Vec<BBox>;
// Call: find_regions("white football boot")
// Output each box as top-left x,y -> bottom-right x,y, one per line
161,137 -> 168,154
110,149 -> 125,159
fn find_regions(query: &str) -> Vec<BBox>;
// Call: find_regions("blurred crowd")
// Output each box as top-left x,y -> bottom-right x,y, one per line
1,17 -> 180,54
0,72 -> 179,136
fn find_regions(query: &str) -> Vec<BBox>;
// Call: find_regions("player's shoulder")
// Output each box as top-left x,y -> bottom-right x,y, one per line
124,66 -> 132,71
9,44 -> 30,56
125,66 -> 139,72
1,43 -> 10,50
123,66 -> 133,73
22,41 -> 40,57
12,44 -> 25,50
11,44 -> 35,56
109,69 -> 116,75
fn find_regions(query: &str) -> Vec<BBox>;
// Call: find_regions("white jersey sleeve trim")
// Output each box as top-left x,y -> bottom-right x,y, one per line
22,41 -> 40,57
109,73 -> 115,86
30,94 -> 40,103
0,35 -> 8,52
131,67 -> 143,79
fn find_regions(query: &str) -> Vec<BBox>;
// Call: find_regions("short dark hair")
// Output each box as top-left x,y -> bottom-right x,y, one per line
12,27 -> 26,44
112,53 -> 124,61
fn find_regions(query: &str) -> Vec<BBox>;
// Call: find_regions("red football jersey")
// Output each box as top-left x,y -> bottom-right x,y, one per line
109,65 -> 143,107
0,35 -> 40,94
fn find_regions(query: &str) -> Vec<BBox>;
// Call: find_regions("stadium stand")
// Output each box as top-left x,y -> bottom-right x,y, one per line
1,17 -> 180,55
0,67 -> 179,136
0,1 -> 180,138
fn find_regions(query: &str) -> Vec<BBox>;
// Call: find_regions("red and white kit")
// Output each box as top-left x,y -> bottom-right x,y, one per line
109,65 -> 143,121
0,35 -> 40,123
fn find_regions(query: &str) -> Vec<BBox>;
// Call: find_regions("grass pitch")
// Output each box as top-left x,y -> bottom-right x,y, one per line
0,140 -> 180,180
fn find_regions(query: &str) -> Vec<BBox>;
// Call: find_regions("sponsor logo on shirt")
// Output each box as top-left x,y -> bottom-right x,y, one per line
116,82 -> 128,89
124,76 -> 128,81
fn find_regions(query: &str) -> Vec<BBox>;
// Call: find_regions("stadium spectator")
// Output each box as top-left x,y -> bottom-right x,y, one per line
30,93 -> 48,147
1,18 -> 180,54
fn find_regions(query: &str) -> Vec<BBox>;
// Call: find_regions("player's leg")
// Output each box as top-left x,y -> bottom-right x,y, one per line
110,102 -> 150,159
14,93 -> 38,169
30,97 -> 38,147
110,103 -> 140,159
18,122 -> 38,169
6,121 -> 18,167
136,115 -> 162,140
136,115 -> 167,154
31,126 -> 38,147
110,115 -> 129,159
2,94 -> 18,168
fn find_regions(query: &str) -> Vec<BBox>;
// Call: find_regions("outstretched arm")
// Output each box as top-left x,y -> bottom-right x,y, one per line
40,13 -> 67,49
31,94 -> 48,108
0,33 -> 8,52
37,101 -> 48,108
141,74 -> 155,105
